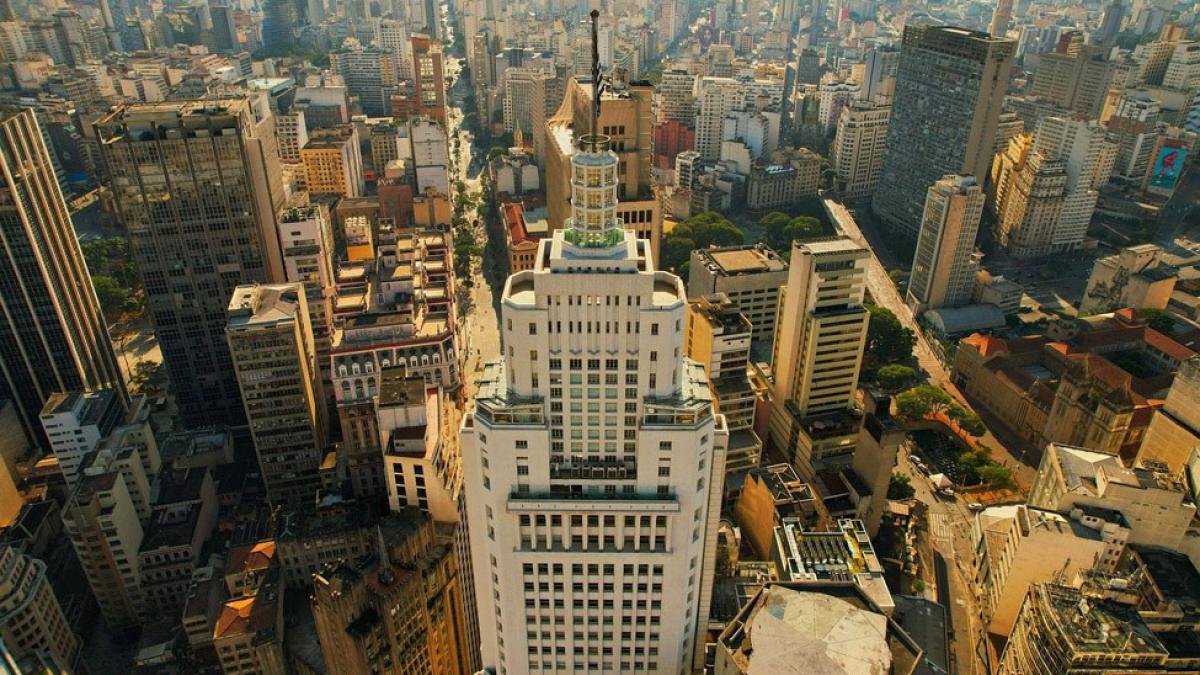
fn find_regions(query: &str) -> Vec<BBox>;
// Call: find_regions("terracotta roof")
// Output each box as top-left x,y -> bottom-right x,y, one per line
1143,328 -> 1196,362
226,541 -> 278,575
505,202 -> 527,244
214,595 -> 276,639
962,333 -> 1008,358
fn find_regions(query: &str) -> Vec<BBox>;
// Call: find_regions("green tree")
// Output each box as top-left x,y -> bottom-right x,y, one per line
866,303 -> 916,366
877,364 -> 917,391
660,211 -> 744,272
758,212 -> 822,254
948,405 -> 986,437
977,464 -> 1016,490
887,473 -> 915,500
92,275 -> 128,319
130,361 -> 167,396
1138,307 -> 1174,333
895,384 -> 953,420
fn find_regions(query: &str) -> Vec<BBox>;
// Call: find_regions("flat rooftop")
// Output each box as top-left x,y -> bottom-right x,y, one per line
695,244 -> 787,275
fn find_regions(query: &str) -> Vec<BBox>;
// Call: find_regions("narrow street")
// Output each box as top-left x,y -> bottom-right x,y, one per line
442,6 -> 502,401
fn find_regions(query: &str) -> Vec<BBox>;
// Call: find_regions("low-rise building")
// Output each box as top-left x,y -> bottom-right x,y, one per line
771,518 -> 893,614
1081,244 -> 1178,316
953,310 -> 1196,460
715,582 -> 922,675
745,148 -> 820,212
973,504 -> 1128,636
734,464 -> 825,559
274,499 -> 375,588
1028,443 -> 1196,550
1137,356 -> 1200,474
502,201 -> 548,274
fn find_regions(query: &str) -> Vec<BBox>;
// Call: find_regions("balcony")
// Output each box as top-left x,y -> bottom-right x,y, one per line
474,361 -> 545,427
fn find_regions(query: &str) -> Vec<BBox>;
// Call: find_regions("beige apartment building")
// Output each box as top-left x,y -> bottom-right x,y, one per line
769,238 -> 870,473
831,101 -> 891,201
302,126 -> 365,197
1080,243 -> 1177,316
0,546 -> 79,669
1137,356 -> 1200,474
686,294 -> 763,473
227,283 -> 326,509
687,244 -> 788,349
991,135 -> 1068,258
907,175 -> 984,315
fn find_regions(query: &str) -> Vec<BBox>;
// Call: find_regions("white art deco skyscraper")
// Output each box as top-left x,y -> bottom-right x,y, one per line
462,126 -> 728,673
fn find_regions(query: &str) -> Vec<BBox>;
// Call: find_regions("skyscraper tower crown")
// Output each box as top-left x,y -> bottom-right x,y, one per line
563,133 -> 624,250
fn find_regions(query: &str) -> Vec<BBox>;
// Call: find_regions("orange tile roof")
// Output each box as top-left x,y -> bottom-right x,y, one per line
1143,328 -> 1197,362
214,595 -> 276,639
226,540 -> 278,575
962,333 -> 1008,357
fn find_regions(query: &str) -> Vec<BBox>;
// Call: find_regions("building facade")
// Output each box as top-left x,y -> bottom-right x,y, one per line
227,283 -> 326,509
687,244 -> 788,350
0,545 -> 79,669
95,100 -> 286,430
0,109 -> 126,449
907,175 -> 984,315
831,101 -> 890,201
873,26 -> 1015,239
462,132 -> 728,673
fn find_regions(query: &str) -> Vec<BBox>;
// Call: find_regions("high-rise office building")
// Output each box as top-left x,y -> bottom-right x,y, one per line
261,0 -> 296,54
462,130 -> 728,673
63,437 -> 159,631
410,34 -> 447,122
831,100 -> 891,201
907,175 -> 984,315
329,47 -> 398,118
39,389 -> 123,488
0,546 -> 80,669
0,109 -> 126,450
1030,47 -> 1115,120
862,47 -> 898,104
227,283 -> 326,509
277,205 -> 336,389
991,137 -> 1068,258
658,68 -> 697,124
96,100 -> 286,430
768,237 -> 870,473
1099,0 -> 1125,43
688,244 -> 789,349
873,26 -> 1014,239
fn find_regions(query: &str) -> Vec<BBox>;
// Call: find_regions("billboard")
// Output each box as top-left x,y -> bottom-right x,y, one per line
1149,145 -> 1187,192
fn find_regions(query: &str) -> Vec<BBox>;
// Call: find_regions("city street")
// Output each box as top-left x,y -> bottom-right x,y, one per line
442,8 -> 502,401
898,443 -> 991,675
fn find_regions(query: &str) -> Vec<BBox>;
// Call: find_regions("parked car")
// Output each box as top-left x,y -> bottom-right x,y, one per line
939,488 -> 956,498
968,502 -> 984,511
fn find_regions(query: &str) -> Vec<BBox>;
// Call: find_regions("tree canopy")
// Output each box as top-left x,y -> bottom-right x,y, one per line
887,473 -> 915,500
660,211 -> 744,272
757,211 -> 822,255
876,364 -> 917,391
865,303 -> 916,367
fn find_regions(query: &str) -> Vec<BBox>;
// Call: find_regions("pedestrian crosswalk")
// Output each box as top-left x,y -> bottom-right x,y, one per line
931,513 -> 952,542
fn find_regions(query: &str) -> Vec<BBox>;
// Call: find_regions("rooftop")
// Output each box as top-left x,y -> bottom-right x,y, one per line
227,284 -> 303,330
718,583 -> 920,675
695,244 -> 787,276
377,368 -> 428,408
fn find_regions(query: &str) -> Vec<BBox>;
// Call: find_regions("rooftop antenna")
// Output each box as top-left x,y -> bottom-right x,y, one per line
590,8 -> 601,152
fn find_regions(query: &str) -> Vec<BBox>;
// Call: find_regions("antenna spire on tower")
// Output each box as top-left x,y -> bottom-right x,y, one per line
590,9 -> 601,151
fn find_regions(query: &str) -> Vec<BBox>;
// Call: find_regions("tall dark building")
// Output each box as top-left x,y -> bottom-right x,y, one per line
872,26 -> 1015,239
209,2 -> 237,52
1099,0 -> 1125,43
261,0 -> 297,55
0,110 -> 127,448
95,100 -> 286,430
